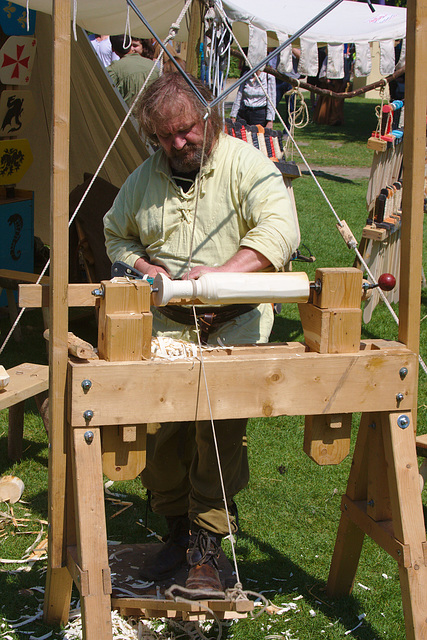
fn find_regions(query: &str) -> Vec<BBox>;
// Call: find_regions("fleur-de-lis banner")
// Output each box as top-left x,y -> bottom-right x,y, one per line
0,1 -> 36,36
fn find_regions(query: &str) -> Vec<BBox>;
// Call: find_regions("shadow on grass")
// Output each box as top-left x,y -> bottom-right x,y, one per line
270,314 -> 303,343
278,99 -> 379,144
300,168 -> 362,184
0,434 -> 48,476
225,529 -> 382,639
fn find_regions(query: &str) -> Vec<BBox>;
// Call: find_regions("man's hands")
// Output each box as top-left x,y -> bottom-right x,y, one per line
182,265 -> 222,280
134,257 -> 170,279
183,249 -> 272,280
135,248 -> 272,282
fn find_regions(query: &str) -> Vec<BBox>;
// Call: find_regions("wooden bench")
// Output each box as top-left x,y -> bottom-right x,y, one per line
0,362 -> 49,460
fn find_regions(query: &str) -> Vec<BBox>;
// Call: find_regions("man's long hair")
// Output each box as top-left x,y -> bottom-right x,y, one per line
135,72 -> 222,144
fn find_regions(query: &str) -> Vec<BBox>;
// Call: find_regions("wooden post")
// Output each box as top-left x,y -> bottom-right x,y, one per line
186,0 -> 203,77
43,0 -> 74,626
398,0 -> 427,355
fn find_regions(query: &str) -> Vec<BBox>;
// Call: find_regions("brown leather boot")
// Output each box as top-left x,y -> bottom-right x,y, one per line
139,515 -> 189,580
185,528 -> 225,598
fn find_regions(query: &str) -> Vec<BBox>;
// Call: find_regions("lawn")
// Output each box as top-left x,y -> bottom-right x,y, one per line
0,95 -> 426,639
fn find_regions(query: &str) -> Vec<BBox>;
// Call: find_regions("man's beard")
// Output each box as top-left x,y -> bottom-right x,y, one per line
168,144 -> 205,172
168,129 -> 216,172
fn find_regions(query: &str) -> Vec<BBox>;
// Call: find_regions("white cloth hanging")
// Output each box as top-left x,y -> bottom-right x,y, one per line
354,41 -> 372,78
326,43 -> 344,80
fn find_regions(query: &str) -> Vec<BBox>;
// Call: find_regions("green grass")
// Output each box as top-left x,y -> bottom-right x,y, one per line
277,96 -> 379,167
0,95 -> 426,639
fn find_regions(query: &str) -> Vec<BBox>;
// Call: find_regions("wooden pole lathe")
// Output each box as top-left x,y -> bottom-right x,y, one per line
17,266 -> 423,639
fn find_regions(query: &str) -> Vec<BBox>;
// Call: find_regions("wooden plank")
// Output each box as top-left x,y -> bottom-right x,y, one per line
338,497 -> 411,567
67,346 -> 417,426
19,283 -> 97,308
0,363 -> 48,410
0,269 -> 50,288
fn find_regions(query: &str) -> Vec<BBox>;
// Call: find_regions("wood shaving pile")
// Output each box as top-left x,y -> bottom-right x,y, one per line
62,610 -> 174,639
151,338 -> 199,361
151,337 -> 231,361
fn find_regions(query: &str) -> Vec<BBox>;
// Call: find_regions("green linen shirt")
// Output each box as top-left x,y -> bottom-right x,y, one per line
104,132 -> 299,344
107,53 -> 158,107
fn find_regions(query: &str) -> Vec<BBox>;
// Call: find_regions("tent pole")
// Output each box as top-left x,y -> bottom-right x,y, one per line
43,0 -> 73,625
398,0 -> 427,354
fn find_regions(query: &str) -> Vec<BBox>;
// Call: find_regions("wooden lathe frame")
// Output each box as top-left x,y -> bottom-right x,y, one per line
25,1 -> 427,639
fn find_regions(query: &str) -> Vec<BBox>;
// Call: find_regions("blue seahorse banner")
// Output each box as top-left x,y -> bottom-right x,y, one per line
0,1 -> 36,36
0,192 -> 34,306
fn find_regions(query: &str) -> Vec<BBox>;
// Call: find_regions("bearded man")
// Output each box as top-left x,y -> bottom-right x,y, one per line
103,72 -> 299,596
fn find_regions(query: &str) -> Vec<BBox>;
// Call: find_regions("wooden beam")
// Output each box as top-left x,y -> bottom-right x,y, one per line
398,0 -> 427,352
43,0 -> 74,626
186,0 -> 203,77
66,344 -> 417,426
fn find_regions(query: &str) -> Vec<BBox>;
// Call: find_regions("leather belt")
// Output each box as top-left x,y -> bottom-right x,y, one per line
156,304 -> 256,344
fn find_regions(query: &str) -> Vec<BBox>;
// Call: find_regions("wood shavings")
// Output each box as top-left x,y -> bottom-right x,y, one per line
344,613 -> 366,635
61,610 -> 174,639
151,337 -> 200,361
0,519 -> 47,570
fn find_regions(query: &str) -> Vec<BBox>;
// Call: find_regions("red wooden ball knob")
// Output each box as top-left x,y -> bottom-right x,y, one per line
378,273 -> 396,291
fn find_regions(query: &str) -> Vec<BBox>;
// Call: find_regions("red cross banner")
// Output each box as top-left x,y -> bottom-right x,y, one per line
0,36 -> 36,85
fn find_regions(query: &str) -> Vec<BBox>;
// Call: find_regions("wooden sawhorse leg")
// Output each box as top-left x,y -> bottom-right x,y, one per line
327,411 -> 427,640
68,426 -> 113,639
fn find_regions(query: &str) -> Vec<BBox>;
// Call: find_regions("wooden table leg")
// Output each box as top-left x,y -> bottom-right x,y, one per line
8,401 -> 25,461
5,288 -> 22,342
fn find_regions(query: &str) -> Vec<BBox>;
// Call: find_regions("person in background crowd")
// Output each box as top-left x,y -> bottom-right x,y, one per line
130,37 -> 156,60
107,35 -> 159,108
88,34 -> 119,67
230,68 -> 276,129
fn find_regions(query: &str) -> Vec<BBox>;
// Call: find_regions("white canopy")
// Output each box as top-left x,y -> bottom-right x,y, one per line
14,0 -> 407,78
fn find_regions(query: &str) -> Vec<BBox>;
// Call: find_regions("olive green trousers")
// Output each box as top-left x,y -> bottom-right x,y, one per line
141,418 -> 249,536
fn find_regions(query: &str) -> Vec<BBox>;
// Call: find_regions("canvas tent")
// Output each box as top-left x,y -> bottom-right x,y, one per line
17,12 -> 149,243
15,0 -> 407,79
15,0 -> 407,243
